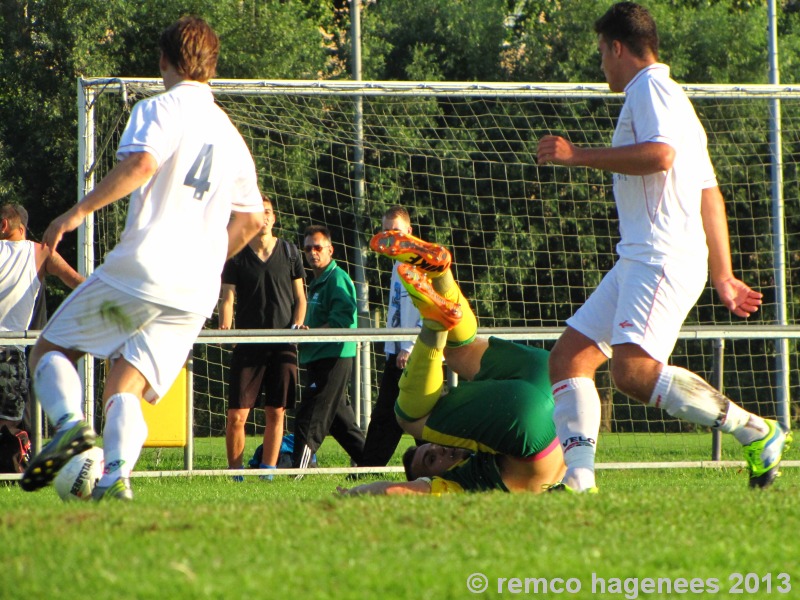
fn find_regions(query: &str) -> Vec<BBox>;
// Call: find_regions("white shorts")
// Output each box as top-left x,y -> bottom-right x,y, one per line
42,277 -> 206,402
566,258 -> 707,363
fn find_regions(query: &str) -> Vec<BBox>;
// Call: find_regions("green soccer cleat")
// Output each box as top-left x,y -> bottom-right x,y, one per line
546,482 -> 599,494
369,231 -> 451,277
20,421 -> 96,492
92,477 -> 134,502
743,419 -> 792,489
397,264 -> 462,331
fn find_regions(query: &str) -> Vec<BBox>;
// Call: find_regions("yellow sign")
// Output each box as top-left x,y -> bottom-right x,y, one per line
139,365 -> 188,448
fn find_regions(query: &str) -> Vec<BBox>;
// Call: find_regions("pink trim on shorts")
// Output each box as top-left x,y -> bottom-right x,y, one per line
520,437 -> 560,463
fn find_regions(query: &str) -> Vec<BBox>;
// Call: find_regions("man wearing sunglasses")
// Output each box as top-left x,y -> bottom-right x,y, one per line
292,225 -> 365,470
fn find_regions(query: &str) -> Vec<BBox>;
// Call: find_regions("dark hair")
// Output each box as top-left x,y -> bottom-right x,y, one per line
1,203 -> 28,229
159,16 -> 220,82
261,194 -> 274,210
402,446 -> 418,481
383,205 -> 410,224
304,224 -> 332,243
594,2 -> 658,60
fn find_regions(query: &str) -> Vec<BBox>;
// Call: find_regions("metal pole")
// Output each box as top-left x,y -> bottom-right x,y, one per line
32,380 -> 42,456
711,339 -> 724,461
351,0 -> 371,429
354,344 -> 362,427
767,0 -> 790,429
184,356 -> 194,471
76,78 -> 96,433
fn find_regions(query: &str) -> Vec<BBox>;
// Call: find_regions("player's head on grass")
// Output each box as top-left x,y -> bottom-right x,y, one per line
159,16 -> 220,83
402,443 -> 471,481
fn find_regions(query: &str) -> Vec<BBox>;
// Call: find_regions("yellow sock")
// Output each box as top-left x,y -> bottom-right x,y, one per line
395,336 -> 445,421
432,270 -> 477,347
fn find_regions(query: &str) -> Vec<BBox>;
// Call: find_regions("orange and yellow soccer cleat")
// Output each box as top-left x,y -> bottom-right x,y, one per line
397,264 -> 462,330
369,231 -> 451,277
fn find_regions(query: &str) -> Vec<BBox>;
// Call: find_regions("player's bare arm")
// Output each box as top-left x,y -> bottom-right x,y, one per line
43,247 -> 85,289
226,210 -> 263,259
291,277 -> 307,327
337,479 -> 432,496
219,284 -> 236,330
537,135 -> 675,176
700,185 -> 763,317
43,152 -> 158,252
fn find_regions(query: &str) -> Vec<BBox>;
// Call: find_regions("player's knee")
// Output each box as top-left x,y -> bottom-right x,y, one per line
264,406 -> 285,424
226,410 -> 249,429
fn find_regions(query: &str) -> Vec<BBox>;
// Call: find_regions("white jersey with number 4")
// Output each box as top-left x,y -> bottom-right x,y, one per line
612,63 -> 717,266
95,81 -> 262,318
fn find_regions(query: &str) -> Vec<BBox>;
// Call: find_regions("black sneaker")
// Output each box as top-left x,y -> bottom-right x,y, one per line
20,421 -> 96,492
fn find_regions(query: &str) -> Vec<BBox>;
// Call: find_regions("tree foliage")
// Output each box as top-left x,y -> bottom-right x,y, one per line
3,0 -> 798,427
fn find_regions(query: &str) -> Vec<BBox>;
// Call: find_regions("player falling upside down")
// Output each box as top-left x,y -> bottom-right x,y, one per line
338,232 -> 565,495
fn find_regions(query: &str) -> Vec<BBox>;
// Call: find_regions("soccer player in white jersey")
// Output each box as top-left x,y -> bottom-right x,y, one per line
536,2 -> 790,492
20,16 -> 263,500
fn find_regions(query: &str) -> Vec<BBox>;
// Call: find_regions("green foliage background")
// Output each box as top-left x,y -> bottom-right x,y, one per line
3,1 -> 800,433
5,0 -> 800,232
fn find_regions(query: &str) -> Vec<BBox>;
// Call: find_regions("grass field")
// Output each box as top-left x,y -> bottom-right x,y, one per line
2,434 -> 797,600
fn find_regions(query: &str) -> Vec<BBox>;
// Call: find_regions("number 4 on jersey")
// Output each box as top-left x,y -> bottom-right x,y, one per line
184,143 -> 214,200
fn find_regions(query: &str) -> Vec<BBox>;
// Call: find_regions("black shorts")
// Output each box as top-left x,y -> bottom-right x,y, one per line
228,343 -> 298,410
0,347 -> 28,421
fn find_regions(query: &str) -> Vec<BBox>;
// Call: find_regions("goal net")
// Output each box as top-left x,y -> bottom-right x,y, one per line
78,78 -> 800,470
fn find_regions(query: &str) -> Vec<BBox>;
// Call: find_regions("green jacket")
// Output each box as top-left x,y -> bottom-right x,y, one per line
300,259 -> 357,365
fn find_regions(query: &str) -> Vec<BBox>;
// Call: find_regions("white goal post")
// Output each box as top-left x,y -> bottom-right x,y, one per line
75,78 -> 800,471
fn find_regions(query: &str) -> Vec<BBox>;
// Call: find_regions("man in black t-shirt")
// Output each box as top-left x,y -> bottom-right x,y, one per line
220,196 -> 307,478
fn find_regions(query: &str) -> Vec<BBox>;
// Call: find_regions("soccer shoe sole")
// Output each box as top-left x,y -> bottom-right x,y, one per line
20,422 -> 97,492
92,477 -> 134,501
369,231 -> 451,277
746,422 -> 792,489
397,264 -> 462,330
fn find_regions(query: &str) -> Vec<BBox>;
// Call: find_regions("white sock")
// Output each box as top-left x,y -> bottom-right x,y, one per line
649,365 -> 768,445
552,377 -> 601,491
32,351 -> 84,431
98,393 -> 148,486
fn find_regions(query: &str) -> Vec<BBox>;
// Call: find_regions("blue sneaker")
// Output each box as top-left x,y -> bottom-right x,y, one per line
259,464 -> 277,481
743,420 -> 792,489
20,421 -> 96,492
